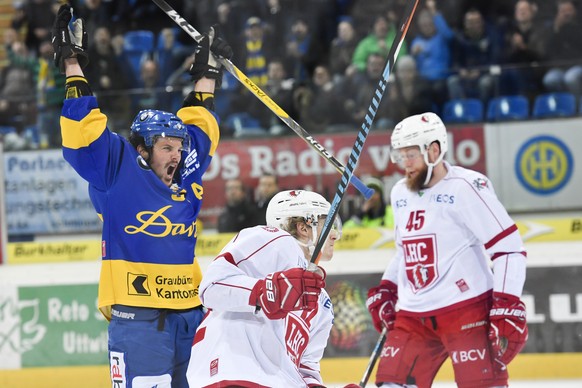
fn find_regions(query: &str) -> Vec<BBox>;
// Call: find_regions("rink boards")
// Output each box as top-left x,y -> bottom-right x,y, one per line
1,226 -> 581,386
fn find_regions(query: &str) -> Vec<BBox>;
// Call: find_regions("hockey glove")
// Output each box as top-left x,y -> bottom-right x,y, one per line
366,280 -> 398,333
51,4 -> 88,73
249,267 -> 325,320
488,292 -> 528,368
189,25 -> 233,87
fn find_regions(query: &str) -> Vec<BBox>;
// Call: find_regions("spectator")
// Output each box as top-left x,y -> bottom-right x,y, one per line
447,8 -> 503,104
284,17 -> 323,83
246,58 -> 297,135
348,1 -> 391,39
260,0 -> 288,60
293,64 -> 352,133
384,55 -> 435,127
1,41 -> 36,144
11,0 -> 59,55
499,0 -> 547,98
328,17 -> 359,81
234,17 -> 273,88
71,0 -> 112,46
352,14 -> 408,73
37,39 -> 66,148
541,0 -> 582,96
156,27 -> 191,86
2,27 -> 19,50
132,58 -> 174,113
215,2 -> 238,46
343,53 -> 393,131
409,1 -> 454,107
254,173 -> 279,224
344,177 -> 394,229
84,26 -> 131,132
217,178 -> 258,233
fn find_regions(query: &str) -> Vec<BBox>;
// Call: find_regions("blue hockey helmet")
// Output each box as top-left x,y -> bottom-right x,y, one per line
130,110 -> 190,152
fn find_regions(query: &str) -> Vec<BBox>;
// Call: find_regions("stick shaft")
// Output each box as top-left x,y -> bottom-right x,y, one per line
150,0 -> 373,199
310,0 -> 420,263
360,328 -> 388,387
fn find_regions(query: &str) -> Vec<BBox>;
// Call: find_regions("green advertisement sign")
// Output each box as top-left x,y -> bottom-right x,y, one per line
18,284 -> 108,367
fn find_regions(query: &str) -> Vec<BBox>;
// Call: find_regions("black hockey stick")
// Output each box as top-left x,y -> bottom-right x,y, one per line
360,327 -> 388,387
310,0 -> 420,264
150,0 -> 374,200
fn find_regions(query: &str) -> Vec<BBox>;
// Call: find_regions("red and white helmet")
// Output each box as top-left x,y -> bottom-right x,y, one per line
266,190 -> 331,231
266,190 -> 341,255
390,112 -> 448,167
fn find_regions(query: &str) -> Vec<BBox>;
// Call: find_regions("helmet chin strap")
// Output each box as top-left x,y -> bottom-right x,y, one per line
422,150 -> 445,187
423,163 -> 434,186
297,224 -> 320,257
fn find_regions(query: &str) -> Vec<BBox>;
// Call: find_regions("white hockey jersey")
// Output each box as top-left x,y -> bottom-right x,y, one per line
187,226 -> 334,388
384,162 -> 527,315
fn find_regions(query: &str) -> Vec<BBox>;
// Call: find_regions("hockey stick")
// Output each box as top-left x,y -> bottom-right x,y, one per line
310,0 -> 420,264
150,0 -> 373,200
360,327 -> 388,387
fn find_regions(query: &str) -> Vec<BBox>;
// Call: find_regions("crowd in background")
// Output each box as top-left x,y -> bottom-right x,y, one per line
1,0 -> 582,149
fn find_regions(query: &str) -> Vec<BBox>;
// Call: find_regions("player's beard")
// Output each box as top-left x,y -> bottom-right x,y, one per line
406,163 -> 429,192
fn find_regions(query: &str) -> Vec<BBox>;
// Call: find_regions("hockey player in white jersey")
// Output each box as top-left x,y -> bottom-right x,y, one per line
187,190 -> 360,388
366,113 -> 528,388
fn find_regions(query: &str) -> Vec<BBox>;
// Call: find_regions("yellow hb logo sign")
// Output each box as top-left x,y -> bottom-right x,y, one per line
515,135 -> 573,195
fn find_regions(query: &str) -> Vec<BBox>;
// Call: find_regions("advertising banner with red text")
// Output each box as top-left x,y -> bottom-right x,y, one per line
199,126 -> 486,227
2,127 -> 486,234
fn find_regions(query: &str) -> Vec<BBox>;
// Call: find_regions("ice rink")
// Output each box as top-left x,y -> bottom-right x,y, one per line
329,380 -> 582,387
433,381 -> 582,387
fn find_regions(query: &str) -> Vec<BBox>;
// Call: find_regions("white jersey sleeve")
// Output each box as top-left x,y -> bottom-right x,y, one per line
452,168 -> 527,297
200,226 -> 305,313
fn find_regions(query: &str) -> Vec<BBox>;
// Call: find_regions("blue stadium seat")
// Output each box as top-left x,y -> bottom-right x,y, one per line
123,30 -> 155,52
441,99 -> 484,123
532,92 -> 576,118
486,95 -> 529,122
225,113 -> 267,139
0,126 -> 16,135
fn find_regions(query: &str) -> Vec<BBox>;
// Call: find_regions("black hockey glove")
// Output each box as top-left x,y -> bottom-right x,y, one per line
189,25 -> 233,88
52,4 -> 89,74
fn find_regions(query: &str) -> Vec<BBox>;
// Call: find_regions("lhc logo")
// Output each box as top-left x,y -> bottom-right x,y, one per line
515,135 -> 573,195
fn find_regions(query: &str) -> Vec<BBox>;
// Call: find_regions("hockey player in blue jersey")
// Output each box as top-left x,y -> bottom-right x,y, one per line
52,4 -> 232,387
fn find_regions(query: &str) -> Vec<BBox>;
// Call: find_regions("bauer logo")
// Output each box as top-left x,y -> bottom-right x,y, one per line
514,135 -> 573,195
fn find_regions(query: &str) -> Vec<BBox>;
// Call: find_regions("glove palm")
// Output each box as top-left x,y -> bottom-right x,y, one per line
51,4 -> 88,73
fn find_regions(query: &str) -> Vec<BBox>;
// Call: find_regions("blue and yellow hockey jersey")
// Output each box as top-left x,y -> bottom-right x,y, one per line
61,96 -> 219,319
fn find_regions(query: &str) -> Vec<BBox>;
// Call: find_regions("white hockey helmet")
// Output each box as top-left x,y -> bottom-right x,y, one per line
266,190 -> 341,255
390,112 -> 448,166
266,190 -> 331,230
